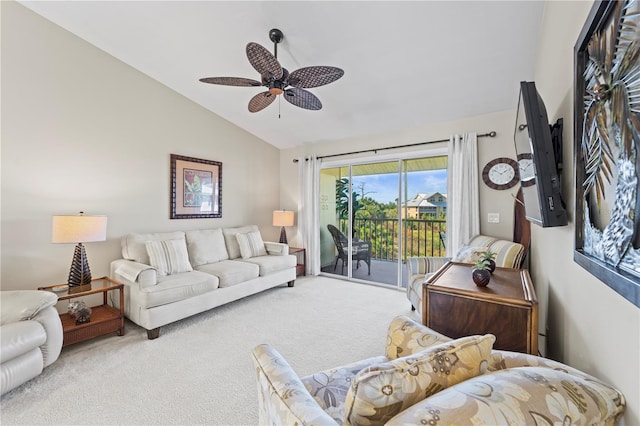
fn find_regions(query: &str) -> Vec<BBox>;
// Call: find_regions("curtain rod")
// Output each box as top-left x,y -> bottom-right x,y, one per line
292,131 -> 497,163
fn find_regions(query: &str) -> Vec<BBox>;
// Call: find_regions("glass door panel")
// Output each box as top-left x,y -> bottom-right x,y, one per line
318,155 -> 448,289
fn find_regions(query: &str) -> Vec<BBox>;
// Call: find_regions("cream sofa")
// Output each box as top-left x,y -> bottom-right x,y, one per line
252,315 -> 626,425
406,234 -> 527,314
110,225 -> 296,339
1,290 -> 63,395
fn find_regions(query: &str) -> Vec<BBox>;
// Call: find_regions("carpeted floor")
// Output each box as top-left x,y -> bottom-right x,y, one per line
0,276 -> 416,425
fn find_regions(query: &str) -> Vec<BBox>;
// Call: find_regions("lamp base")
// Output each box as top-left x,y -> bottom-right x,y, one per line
68,243 -> 92,288
279,227 -> 288,245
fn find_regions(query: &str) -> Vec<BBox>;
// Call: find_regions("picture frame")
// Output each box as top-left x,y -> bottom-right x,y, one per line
573,0 -> 640,307
170,154 -> 222,219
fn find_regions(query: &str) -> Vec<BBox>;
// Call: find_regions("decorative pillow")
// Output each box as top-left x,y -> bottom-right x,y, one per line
487,239 -> 526,268
145,239 -> 193,276
385,315 -> 452,360
452,245 -> 486,264
236,231 -> 267,259
121,231 -> 185,264
343,334 -> 495,426
222,225 -> 259,259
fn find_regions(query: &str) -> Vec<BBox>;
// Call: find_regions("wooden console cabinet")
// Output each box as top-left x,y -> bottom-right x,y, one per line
423,262 -> 538,355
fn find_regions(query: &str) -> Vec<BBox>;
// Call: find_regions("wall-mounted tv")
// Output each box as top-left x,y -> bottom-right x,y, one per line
514,81 -> 568,227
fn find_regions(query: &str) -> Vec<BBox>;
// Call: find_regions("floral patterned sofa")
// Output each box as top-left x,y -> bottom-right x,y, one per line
251,315 -> 625,425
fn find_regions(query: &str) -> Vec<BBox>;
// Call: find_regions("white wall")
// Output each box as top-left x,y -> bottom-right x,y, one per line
1,2 -> 282,290
532,1 -> 639,424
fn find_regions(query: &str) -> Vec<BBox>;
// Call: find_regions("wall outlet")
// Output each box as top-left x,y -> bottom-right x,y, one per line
488,213 -> 500,223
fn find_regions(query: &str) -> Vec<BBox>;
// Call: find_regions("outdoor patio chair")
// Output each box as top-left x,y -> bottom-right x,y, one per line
327,224 -> 371,275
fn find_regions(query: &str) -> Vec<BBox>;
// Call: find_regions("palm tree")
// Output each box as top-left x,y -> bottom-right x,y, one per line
581,0 -> 640,265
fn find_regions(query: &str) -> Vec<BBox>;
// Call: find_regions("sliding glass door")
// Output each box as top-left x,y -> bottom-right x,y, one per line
319,154 -> 447,289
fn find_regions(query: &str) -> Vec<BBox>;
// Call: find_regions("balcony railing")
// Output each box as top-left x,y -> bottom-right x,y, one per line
338,218 -> 446,261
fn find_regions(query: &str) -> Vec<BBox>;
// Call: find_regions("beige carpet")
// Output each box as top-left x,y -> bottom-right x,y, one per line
0,276 -> 415,425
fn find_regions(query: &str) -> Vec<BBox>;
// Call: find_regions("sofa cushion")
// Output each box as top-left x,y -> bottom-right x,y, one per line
145,239 -> 193,276
343,334 -> 495,426
185,228 -> 229,267
386,366 -> 626,426
222,225 -> 259,259
236,231 -> 267,259
195,260 -> 259,287
136,270 -> 219,309
122,231 -> 185,265
238,254 -> 296,276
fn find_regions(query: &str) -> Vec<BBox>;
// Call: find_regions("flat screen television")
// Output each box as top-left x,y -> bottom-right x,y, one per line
514,81 -> 567,227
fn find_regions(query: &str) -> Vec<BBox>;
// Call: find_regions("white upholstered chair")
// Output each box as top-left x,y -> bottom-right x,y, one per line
1,290 -> 63,395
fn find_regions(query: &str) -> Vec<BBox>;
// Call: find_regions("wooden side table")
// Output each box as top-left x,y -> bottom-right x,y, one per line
39,276 -> 125,347
423,262 -> 538,355
289,247 -> 306,277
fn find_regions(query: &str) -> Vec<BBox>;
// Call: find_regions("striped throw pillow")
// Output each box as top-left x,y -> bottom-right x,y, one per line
145,239 -> 193,276
236,231 -> 267,259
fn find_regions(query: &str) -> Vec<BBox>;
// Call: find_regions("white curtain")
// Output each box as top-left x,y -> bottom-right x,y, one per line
446,133 -> 480,256
297,155 -> 321,275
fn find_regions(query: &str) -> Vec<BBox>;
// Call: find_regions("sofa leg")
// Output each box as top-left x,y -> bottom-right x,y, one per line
288,280 -> 295,287
147,328 -> 160,340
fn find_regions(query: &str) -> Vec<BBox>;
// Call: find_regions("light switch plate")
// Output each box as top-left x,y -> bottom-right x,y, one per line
488,213 -> 500,223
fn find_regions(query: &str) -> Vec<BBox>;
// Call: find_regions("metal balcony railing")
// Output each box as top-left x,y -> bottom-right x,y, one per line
337,218 -> 446,261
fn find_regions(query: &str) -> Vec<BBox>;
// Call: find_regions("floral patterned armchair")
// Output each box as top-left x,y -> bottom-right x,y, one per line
251,315 -> 625,426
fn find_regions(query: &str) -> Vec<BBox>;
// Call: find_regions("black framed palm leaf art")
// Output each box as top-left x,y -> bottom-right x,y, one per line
574,0 -> 640,307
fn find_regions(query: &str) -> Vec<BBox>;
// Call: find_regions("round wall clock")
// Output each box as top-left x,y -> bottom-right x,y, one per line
482,157 -> 519,190
517,153 -> 536,187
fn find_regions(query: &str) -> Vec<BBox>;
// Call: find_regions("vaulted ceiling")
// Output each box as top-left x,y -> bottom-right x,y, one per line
19,1 -> 545,149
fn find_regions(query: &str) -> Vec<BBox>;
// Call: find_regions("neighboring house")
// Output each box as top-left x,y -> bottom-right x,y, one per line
402,193 -> 447,219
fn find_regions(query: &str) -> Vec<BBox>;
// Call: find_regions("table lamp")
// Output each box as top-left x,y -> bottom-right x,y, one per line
272,210 -> 294,244
52,212 -> 107,289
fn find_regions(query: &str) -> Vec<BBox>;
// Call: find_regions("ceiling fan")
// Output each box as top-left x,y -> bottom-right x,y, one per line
199,28 -> 344,113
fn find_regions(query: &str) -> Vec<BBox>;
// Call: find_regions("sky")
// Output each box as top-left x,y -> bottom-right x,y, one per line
352,170 -> 447,204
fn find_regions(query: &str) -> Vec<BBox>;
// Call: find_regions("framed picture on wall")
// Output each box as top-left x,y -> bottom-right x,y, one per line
573,0 -> 640,307
170,154 -> 222,219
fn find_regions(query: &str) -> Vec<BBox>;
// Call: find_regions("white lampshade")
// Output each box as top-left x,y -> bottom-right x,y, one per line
52,214 -> 107,243
272,210 -> 294,227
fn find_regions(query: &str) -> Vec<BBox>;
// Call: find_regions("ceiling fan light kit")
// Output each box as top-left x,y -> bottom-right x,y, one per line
199,28 -> 344,113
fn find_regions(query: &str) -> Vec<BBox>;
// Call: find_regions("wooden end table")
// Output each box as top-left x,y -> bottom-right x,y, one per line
38,276 -> 125,347
289,247 -> 306,277
423,262 -> 538,355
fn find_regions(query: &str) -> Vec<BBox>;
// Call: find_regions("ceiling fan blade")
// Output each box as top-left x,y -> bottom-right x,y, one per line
246,42 -> 283,81
286,66 -> 344,88
284,87 -> 322,110
199,77 -> 262,87
248,91 -> 276,113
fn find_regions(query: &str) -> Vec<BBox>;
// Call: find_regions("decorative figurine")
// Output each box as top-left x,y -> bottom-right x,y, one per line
67,300 -> 92,324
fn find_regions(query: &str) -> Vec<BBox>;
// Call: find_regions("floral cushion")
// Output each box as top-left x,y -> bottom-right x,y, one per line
386,366 -> 626,425
385,315 -> 452,360
343,334 -> 496,426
